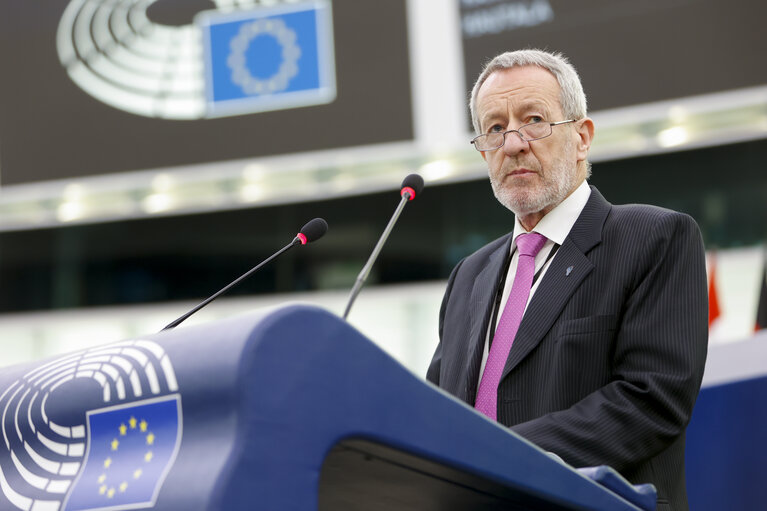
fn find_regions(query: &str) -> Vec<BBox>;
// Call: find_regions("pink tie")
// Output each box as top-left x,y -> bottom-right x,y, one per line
475,232 -> 547,420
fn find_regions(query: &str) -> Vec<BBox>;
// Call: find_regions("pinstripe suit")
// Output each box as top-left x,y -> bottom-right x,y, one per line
427,186 -> 708,511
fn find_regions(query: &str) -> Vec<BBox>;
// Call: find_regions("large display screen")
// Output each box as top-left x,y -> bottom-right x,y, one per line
0,0 -> 413,185
460,0 -> 767,115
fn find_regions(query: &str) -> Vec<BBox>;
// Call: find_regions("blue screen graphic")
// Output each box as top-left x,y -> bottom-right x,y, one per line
200,3 -> 334,116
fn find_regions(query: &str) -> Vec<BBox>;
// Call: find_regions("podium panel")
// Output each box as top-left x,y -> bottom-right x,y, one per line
0,305 -> 650,510
685,336 -> 767,510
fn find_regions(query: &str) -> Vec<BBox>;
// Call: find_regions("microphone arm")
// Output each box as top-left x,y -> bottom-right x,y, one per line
161,237 -> 302,331
161,217 -> 327,332
343,193 -> 410,320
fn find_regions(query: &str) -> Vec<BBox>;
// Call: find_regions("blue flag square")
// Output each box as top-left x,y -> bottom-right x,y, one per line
63,396 -> 181,511
198,1 -> 336,117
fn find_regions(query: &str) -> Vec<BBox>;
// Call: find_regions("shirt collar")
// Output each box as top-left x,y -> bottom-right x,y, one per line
512,180 -> 592,246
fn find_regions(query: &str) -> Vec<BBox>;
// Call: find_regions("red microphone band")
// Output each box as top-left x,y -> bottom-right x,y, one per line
401,187 -> 416,201
297,233 -> 308,245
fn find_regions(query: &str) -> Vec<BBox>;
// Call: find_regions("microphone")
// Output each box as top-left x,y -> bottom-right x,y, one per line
342,174 -> 424,320
161,218 -> 328,331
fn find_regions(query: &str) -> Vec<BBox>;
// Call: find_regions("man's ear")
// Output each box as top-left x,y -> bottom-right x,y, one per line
575,117 -> 595,161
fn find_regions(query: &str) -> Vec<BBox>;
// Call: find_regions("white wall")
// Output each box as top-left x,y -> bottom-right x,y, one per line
0,281 -> 445,376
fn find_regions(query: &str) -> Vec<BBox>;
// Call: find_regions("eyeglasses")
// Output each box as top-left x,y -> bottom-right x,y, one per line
470,119 -> 576,152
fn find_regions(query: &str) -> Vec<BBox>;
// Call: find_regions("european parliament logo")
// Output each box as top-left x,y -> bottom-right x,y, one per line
198,0 -> 336,117
56,0 -> 335,119
63,397 -> 181,511
0,339 -> 182,511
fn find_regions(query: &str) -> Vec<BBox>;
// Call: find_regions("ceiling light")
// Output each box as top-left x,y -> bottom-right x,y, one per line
657,126 -> 690,148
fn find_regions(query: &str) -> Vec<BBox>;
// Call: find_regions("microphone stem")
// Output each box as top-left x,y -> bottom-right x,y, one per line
343,193 -> 410,319
161,238 -> 301,331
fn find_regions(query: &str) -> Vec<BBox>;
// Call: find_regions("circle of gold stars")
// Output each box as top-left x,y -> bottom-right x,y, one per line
98,415 -> 156,499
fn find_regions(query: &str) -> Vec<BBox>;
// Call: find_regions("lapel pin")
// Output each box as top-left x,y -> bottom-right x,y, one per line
566,266 -> 574,276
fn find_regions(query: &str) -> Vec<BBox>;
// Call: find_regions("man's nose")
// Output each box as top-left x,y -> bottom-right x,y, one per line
502,130 -> 529,156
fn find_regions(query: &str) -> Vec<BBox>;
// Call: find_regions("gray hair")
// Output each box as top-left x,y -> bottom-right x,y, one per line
469,49 -> 588,134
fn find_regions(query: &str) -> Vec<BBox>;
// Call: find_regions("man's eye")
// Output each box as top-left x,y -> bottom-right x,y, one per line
529,116 -> 544,123
488,124 -> 505,133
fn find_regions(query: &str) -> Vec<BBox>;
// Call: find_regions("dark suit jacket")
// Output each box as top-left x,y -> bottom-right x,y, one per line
426,187 -> 708,511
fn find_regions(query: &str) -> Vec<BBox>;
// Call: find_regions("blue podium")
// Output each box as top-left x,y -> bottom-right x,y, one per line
0,305 -> 651,510
685,335 -> 767,510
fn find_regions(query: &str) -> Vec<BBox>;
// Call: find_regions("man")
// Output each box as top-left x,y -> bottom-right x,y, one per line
426,49 -> 707,511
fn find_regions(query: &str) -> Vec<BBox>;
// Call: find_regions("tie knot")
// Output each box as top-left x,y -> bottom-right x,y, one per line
515,232 -> 547,257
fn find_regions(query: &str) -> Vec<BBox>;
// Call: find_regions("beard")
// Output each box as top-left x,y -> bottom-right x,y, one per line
489,140 -> 580,217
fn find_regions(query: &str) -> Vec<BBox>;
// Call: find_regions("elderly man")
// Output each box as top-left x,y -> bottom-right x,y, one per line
426,49 -> 707,511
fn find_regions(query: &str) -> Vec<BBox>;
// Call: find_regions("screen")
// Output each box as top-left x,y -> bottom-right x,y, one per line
460,0 -> 767,116
0,0 -> 413,185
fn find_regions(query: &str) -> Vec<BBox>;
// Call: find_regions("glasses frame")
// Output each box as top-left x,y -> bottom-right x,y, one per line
470,119 -> 576,152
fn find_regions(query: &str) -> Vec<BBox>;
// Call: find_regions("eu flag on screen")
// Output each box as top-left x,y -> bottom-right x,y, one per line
63,396 -> 181,511
198,0 -> 336,117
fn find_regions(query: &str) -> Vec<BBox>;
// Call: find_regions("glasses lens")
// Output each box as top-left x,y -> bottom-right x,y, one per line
519,122 -> 551,141
473,133 -> 503,151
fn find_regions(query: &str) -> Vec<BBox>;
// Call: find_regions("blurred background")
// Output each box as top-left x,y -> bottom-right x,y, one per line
0,0 -> 766,374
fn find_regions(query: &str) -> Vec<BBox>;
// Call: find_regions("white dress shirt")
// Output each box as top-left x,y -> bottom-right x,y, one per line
477,181 -> 592,385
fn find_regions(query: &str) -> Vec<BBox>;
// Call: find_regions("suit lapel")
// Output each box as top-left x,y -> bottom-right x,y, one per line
463,234 -> 512,402
502,187 -> 611,379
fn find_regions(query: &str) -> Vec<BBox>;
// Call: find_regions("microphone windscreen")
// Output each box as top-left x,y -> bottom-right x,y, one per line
401,174 -> 425,197
300,218 -> 328,243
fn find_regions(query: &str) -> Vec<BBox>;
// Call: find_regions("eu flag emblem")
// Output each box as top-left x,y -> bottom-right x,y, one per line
63,396 -> 181,511
198,0 -> 336,117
